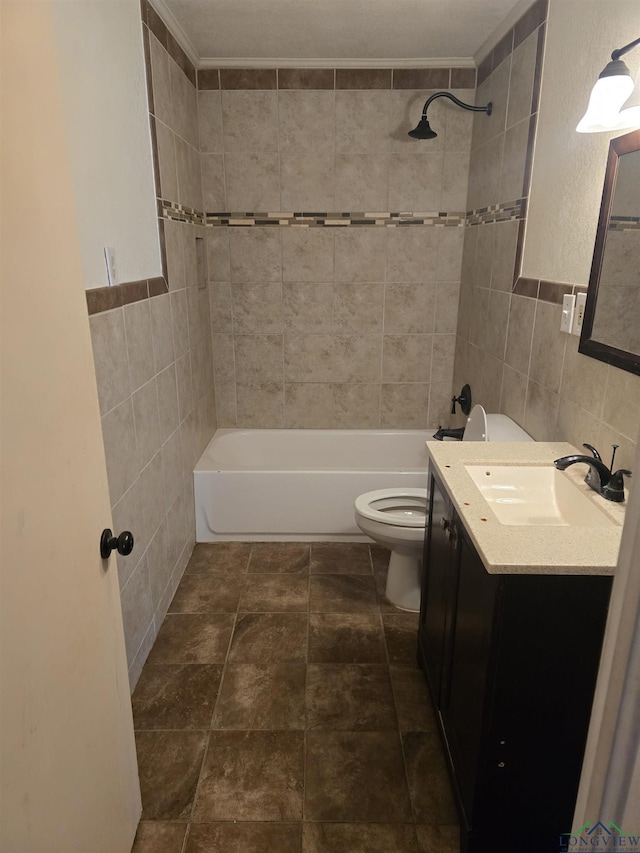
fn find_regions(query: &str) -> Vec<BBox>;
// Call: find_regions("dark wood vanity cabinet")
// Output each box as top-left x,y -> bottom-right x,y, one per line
418,471 -> 613,853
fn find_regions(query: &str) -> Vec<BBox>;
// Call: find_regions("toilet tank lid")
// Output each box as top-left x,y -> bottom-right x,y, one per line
485,413 -> 533,442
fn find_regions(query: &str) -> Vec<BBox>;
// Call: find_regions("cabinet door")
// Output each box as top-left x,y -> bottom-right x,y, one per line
420,474 -> 456,703
441,522 -> 499,825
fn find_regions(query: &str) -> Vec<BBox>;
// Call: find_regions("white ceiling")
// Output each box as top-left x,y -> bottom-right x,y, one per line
159,0 -> 525,66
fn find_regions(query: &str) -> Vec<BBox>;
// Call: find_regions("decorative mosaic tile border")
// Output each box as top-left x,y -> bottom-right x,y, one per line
160,199 -> 525,228
609,216 -> 640,232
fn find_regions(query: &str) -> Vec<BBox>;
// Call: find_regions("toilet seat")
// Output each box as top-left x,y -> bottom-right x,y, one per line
354,488 -> 428,528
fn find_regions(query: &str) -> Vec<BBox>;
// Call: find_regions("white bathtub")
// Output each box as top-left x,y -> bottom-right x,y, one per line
194,428 -> 435,542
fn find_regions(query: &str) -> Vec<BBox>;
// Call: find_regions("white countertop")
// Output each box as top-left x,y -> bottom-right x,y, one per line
426,441 -> 625,576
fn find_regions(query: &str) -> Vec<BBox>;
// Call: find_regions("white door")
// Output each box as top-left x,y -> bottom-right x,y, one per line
0,2 -> 141,851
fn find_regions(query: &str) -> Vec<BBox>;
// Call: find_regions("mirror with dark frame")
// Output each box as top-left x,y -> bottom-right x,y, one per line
579,128 -> 640,376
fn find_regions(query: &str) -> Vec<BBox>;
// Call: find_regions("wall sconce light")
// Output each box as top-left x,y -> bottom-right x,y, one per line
408,92 -> 492,140
577,36 -> 640,133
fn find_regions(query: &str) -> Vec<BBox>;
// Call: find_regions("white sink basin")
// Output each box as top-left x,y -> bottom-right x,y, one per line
464,465 -> 615,527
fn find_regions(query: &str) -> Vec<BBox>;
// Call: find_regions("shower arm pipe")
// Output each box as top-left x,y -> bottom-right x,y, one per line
419,91 -> 492,119
611,36 -> 640,61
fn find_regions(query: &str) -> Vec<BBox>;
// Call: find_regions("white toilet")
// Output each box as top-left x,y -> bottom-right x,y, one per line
354,405 -> 533,612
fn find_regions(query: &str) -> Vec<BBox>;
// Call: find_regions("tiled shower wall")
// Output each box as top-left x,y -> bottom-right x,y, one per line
452,0 -> 639,469
88,8 -> 217,688
193,71 -> 475,428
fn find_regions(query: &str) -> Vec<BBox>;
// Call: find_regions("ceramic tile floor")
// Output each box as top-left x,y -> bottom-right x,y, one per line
131,542 -> 460,853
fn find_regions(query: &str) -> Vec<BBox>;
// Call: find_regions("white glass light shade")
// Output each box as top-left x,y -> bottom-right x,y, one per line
617,68 -> 640,131
576,73 -> 634,133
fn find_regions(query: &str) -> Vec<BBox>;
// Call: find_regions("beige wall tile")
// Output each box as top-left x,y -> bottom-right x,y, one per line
434,282 -> 460,334
282,228 -> 334,282
175,351 -> 194,422
491,220 -> 519,291
170,289 -> 190,358
597,423 -> 637,472
500,117 -> 529,202
235,334 -> 284,383
139,450 -> 166,544
332,384 -> 380,428
335,229 -> 386,282
283,282 -> 334,332
386,227 -> 438,283
382,335 -> 432,382
468,287 -> 490,348
201,154 -> 227,211
334,153 -> 389,211
384,282 -> 435,334
505,294 -> 535,375
437,228 -> 464,281
280,149 -> 335,211
524,379 -> 559,441
474,224 -> 495,288
529,301 -> 565,393
90,308 -> 131,415
222,90 -> 278,152
132,378 -> 162,469
333,282 -> 384,333
206,230 -> 231,282
559,337 -> 608,419
390,90 -> 446,153
229,229 -> 282,282
336,91 -> 391,153
155,120 -> 178,201
150,293 -> 175,373
166,488 -> 188,574
120,553 -> 154,668
485,290 -> 511,360
157,364 -> 180,443
388,152 -> 444,210
441,151 -> 470,211
556,399 -> 601,451
470,77 -> 492,151
332,335 -> 382,382
429,381 -> 454,427
460,223 -> 478,287
279,90 -> 335,150
236,382 -> 284,428
285,383 -> 333,428
284,333 -> 333,382
179,413 -> 197,479
500,364 -> 527,426
198,90 -> 223,153
225,151 -> 280,210
164,217 -> 186,291
431,335 -> 456,383
602,366 -> 640,442
209,280 -> 233,333
232,281 -> 283,333
111,476 -> 147,590
380,383 -> 429,428
212,335 -> 235,384
147,519 -> 172,611
214,383 -> 237,427
507,30 -> 537,130
170,61 -> 198,147
444,90 -> 475,151
101,399 -> 138,504
478,351 -> 504,413
162,428 -> 184,511
149,34 -> 172,128
175,137 -> 203,211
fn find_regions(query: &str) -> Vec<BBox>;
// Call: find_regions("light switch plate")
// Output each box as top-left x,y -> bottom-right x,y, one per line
572,292 -> 587,336
560,294 -> 575,333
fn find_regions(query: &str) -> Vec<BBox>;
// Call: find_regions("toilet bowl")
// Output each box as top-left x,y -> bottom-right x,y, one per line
354,405 -> 533,612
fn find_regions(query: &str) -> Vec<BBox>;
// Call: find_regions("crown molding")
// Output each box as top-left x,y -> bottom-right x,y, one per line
197,57 -> 476,69
148,0 -> 200,67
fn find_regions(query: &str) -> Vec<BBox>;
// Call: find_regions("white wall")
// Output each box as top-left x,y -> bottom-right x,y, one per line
52,0 -> 161,288
523,0 -> 640,284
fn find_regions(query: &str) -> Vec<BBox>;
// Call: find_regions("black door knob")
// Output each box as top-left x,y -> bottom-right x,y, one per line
100,529 -> 134,559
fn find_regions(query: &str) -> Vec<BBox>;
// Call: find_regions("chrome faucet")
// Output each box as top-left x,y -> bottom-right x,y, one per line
554,443 -> 632,502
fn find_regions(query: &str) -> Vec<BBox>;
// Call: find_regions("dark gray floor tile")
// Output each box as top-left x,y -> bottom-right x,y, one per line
132,664 -> 223,730
186,543 -> 251,574
303,823 -> 418,853
147,614 -> 235,664
402,732 -> 458,824
310,543 -> 372,574
371,544 -> 391,574
213,663 -> 306,729
228,613 -> 307,663
239,573 -> 309,612
248,543 -> 310,573
169,574 -> 244,613
136,730 -> 207,820
308,614 -> 386,664
383,613 -> 420,666
193,730 -> 304,821
390,666 -> 437,731
309,574 -> 378,613
305,731 -> 412,822
186,822 -> 301,853
306,664 -> 397,730
415,824 -> 460,853
131,821 -> 187,853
